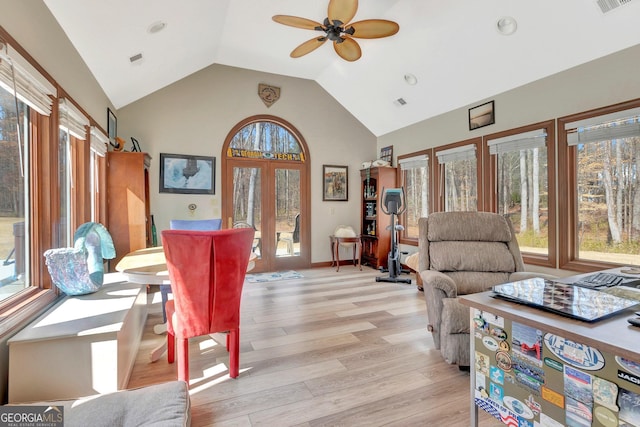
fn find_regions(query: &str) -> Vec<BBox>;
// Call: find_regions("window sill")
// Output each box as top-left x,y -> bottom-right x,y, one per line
0,288 -> 58,338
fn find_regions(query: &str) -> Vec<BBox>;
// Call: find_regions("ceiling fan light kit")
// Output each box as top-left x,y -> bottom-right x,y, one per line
273,0 -> 399,62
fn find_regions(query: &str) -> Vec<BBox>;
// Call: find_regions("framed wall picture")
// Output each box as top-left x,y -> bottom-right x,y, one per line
159,153 -> 216,195
379,145 -> 393,165
107,108 -> 117,144
323,165 -> 348,201
469,100 -> 495,130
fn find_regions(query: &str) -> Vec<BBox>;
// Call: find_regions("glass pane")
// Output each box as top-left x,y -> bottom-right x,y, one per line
0,86 -> 29,300
59,129 -> 71,246
444,159 -> 477,211
90,151 -> 98,221
275,169 -> 300,257
228,121 -> 304,161
404,166 -> 429,238
232,166 -> 262,258
576,137 -> 640,265
497,147 -> 549,256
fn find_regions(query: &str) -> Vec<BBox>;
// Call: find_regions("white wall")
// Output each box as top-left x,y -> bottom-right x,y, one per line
117,64 -> 377,263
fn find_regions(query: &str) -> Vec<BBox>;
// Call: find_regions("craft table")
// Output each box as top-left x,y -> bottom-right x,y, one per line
460,287 -> 640,427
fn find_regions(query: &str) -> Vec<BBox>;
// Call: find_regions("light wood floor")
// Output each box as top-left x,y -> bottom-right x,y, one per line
128,266 -> 499,426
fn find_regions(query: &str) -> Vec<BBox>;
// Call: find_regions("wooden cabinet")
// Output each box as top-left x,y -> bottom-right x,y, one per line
360,167 -> 396,269
107,152 -> 152,271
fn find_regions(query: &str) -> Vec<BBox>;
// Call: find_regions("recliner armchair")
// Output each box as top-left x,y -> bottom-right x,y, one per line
418,211 -> 554,366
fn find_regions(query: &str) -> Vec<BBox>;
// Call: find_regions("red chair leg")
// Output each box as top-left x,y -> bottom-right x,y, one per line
167,331 -> 175,363
228,329 -> 240,378
177,337 -> 189,384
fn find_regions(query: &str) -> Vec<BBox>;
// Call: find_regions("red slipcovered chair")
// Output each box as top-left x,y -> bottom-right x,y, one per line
161,228 -> 255,383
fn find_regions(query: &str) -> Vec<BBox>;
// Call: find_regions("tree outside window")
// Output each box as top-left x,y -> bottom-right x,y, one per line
399,153 -> 429,240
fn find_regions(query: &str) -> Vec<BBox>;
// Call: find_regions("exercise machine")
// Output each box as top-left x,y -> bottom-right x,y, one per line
376,187 -> 412,284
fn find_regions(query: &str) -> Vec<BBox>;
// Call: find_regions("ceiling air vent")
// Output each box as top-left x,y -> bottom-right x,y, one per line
597,0 -> 633,13
129,53 -> 143,64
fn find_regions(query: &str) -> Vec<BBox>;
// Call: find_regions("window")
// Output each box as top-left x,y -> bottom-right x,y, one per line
398,151 -> 431,242
0,36 -> 56,305
560,101 -> 640,270
0,85 -> 29,300
58,98 -> 89,245
0,30 -> 100,328
485,121 -> 556,267
89,126 -> 108,223
435,138 -> 482,212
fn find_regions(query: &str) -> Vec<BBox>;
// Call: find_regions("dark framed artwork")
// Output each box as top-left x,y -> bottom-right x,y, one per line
379,145 -> 393,165
323,165 -> 348,201
468,100 -> 495,130
107,108 -> 117,144
159,153 -> 216,195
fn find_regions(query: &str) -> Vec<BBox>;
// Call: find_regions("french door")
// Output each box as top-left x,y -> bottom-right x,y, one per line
223,159 -> 309,272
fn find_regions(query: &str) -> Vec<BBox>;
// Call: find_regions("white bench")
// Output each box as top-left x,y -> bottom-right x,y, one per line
7,274 -> 147,403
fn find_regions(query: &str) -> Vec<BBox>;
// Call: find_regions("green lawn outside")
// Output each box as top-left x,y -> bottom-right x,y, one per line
0,217 -> 21,261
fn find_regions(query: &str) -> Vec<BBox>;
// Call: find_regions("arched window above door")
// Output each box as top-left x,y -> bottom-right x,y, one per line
227,119 -> 305,162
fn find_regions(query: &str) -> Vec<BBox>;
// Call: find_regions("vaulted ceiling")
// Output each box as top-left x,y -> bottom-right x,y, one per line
43,0 -> 640,136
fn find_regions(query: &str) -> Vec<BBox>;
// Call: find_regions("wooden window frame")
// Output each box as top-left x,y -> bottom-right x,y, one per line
482,120 -> 557,268
558,98 -> 640,272
434,137 -> 483,212
397,149 -> 434,246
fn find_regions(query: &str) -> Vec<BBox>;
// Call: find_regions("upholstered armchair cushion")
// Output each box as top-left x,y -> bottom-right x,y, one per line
429,241 -> 516,273
426,211 -> 513,242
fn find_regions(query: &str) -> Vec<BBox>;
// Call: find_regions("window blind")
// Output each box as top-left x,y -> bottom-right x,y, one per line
565,107 -> 640,146
90,126 -> 108,156
487,129 -> 547,155
0,40 -> 56,115
59,98 -> 89,140
436,144 -> 476,164
398,154 -> 428,170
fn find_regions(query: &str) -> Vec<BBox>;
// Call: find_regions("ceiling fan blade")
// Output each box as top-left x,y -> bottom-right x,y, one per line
272,15 -> 324,30
348,20 -> 400,39
291,37 -> 327,58
334,37 -> 361,62
328,0 -> 358,26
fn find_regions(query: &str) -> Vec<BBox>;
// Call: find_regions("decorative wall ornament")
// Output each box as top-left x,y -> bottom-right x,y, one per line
258,84 -> 280,108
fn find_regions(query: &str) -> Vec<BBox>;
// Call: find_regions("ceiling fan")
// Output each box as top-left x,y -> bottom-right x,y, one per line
272,0 -> 399,62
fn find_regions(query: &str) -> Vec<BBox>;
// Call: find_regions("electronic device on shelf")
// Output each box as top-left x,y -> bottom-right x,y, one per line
572,272 -> 640,289
491,278 -> 639,322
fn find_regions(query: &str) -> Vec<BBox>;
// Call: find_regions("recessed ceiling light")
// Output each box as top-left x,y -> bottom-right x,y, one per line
404,74 -> 418,85
148,21 -> 167,34
496,16 -> 517,35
